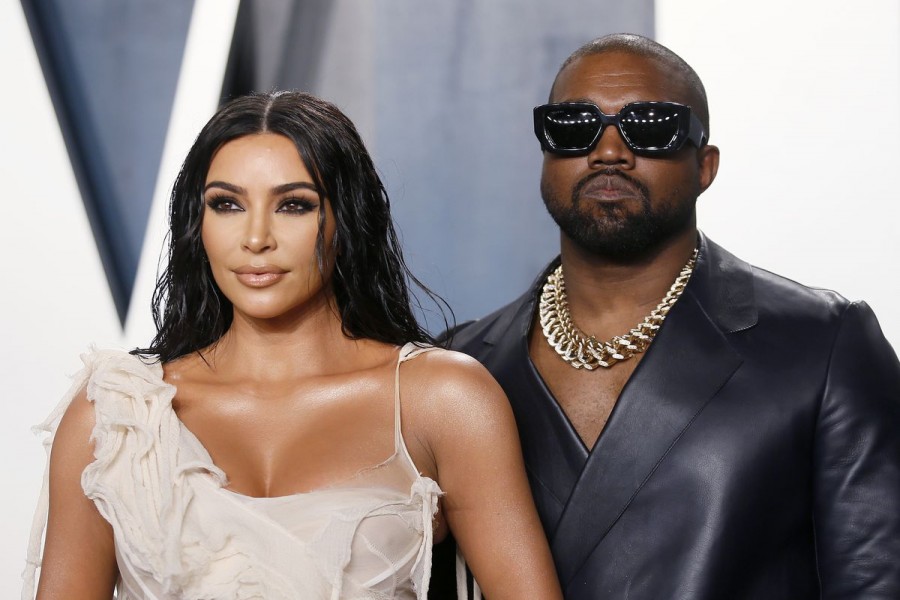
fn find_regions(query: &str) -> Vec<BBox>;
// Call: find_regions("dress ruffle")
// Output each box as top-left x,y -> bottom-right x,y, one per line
23,348 -> 447,599
24,350 -> 327,598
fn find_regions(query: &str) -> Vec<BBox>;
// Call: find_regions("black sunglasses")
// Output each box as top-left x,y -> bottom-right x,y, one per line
533,101 -> 707,156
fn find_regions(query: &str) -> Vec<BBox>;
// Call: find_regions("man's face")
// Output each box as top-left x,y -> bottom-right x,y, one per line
540,51 -> 718,261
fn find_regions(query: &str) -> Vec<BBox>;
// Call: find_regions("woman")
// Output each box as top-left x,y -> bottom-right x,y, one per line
23,91 -> 561,599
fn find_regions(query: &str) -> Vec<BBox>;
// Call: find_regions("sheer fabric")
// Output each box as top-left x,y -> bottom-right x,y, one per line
23,344 -> 468,600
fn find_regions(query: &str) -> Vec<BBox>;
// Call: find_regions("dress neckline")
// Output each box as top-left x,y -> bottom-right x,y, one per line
171,342 -> 434,500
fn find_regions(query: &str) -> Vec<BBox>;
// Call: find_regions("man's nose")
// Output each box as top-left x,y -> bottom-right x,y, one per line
587,123 -> 635,168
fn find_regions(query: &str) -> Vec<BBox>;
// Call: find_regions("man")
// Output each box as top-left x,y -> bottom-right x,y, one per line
442,34 -> 900,598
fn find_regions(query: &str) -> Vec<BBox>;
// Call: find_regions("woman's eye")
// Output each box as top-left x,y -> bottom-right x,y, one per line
277,198 -> 317,214
205,197 -> 242,212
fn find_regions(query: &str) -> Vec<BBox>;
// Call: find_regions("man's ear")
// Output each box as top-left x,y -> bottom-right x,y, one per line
697,144 -> 719,194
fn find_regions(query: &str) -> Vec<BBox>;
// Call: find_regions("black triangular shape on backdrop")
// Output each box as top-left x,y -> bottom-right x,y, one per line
20,0 -> 194,326
220,0 -> 331,102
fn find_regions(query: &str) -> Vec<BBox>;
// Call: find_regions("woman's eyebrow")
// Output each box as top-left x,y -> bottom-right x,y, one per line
272,182 -> 320,195
204,181 -> 245,194
203,181 -> 320,195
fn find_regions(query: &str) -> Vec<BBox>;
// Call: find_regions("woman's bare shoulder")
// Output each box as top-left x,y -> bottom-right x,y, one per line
53,385 -> 98,466
400,348 -> 513,433
404,347 -> 502,393
60,385 -> 93,422
162,350 -> 209,383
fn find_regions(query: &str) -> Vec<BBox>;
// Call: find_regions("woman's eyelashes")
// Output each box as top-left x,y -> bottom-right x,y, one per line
276,196 -> 318,214
204,195 -> 319,215
205,196 -> 242,213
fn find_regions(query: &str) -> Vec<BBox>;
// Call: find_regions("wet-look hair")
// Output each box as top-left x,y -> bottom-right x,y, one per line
135,91 -> 449,362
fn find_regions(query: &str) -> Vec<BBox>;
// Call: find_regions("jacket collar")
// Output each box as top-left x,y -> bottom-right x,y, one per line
480,232 -> 757,345
481,258 -> 558,347
688,232 -> 758,333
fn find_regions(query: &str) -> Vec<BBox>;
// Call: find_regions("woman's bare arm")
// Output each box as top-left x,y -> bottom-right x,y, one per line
35,388 -> 118,599
408,351 -> 563,599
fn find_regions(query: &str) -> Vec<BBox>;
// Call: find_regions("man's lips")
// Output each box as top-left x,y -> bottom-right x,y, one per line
578,174 -> 642,201
232,265 -> 288,287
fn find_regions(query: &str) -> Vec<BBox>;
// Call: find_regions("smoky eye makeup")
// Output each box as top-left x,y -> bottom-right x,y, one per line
201,181 -> 321,215
204,195 -> 243,213
276,196 -> 319,214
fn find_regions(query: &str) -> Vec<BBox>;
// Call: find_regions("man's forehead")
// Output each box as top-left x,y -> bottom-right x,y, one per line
551,52 -> 688,104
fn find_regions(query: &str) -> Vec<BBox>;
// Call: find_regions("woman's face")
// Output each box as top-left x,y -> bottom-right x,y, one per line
201,132 -> 336,322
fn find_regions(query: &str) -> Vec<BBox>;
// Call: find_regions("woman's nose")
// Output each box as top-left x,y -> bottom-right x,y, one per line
241,212 -> 276,253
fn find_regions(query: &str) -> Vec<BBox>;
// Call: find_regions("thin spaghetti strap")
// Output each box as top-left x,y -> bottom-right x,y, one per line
394,344 -> 482,599
393,343 -> 437,459
454,547 -> 482,600
393,345 -> 405,452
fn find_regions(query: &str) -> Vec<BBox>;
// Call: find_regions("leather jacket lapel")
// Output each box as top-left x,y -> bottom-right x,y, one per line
550,238 -> 750,585
476,277 -> 590,534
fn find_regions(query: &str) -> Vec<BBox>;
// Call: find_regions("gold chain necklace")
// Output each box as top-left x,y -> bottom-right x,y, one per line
539,249 -> 698,370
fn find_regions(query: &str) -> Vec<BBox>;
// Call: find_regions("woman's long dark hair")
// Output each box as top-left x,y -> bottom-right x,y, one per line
135,91 -> 450,362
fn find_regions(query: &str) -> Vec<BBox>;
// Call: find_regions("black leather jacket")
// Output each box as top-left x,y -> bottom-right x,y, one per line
435,233 -> 900,599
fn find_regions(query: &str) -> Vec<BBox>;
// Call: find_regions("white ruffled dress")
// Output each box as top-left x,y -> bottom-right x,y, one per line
22,344 -> 474,600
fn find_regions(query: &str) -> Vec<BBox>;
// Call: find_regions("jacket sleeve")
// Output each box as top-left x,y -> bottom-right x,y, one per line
814,301 -> 900,599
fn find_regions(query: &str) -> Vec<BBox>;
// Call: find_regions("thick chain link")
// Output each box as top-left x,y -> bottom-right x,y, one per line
539,249 -> 698,370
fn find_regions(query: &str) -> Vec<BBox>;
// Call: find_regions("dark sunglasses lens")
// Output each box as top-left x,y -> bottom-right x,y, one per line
619,105 -> 682,150
543,107 -> 601,150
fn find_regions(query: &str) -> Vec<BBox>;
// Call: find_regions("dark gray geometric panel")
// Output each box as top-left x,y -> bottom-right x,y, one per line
20,0 -> 194,325
373,1 -> 656,326
222,0 -> 332,101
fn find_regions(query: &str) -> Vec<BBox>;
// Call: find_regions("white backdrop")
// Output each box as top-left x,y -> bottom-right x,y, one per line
657,0 -> 900,340
0,0 -> 240,594
2,0 -> 898,596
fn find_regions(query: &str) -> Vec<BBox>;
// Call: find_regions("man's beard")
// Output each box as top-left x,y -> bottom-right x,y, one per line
541,169 -> 696,262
